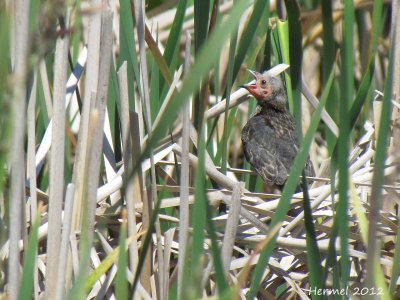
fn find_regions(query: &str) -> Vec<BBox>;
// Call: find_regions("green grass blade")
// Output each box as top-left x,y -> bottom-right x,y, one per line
67,204 -> 92,299
324,21 -> 378,263
366,22 -> 395,293
274,20 -> 293,114
107,58 -> 120,150
323,220 -> 339,283
85,245 -> 121,292
144,27 -> 173,87
116,212 -> 128,300
18,208 -> 41,300
301,171 -> 323,292
284,0 -> 303,138
261,28 -> 272,71
131,195 -> 163,293
221,19 -> 238,174
247,65 -> 336,299
29,0 -> 40,35
36,73 -> 50,132
321,0 -> 338,153
159,0 -> 187,93
390,221 -> 400,294
0,12 -> 11,193
119,0 -> 139,75
217,107 -> 238,168
119,0 -> 140,109
205,198 -> 228,295
337,0 -> 355,288
134,0 -> 252,162
149,56 -> 160,122
85,230 -> 146,292
349,179 -> 369,244
371,0 -> 384,55
163,0 -> 187,65
193,0 -> 210,54
192,0 -> 210,130
70,0 -> 82,63
349,58 -> 374,127
232,0 -> 269,80
189,126 -> 207,298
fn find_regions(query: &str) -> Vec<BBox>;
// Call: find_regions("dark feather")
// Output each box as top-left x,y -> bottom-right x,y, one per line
242,106 -> 315,189
241,72 -> 315,190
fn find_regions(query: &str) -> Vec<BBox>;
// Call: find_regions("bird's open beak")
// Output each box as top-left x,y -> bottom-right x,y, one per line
241,69 -> 259,97
240,83 -> 257,93
240,69 -> 259,98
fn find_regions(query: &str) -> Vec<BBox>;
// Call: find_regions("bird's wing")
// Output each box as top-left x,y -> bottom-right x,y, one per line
243,136 -> 289,186
242,112 -> 314,186
304,157 -> 315,178
294,140 -> 316,179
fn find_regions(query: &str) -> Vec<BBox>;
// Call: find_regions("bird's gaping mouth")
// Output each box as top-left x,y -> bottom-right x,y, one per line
241,69 -> 263,98
241,69 -> 274,100
240,83 -> 258,97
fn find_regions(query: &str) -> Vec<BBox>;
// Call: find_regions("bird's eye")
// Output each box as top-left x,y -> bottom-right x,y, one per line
261,79 -> 267,85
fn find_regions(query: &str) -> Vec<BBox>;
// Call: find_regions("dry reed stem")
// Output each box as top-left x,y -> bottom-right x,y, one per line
55,184 -> 75,300
387,0 -> 400,213
178,30 -> 191,300
117,62 -> 140,277
102,114 -> 120,205
39,60 -> 53,118
163,228 -> 175,298
34,47 -> 88,175
46,25 -> 70,299
222,183 -> 243,273
27,72 -> 38,225
134,0 -> 162,293
85,8 -> 113,253
301,80 -> 339,137
118,62 -> 132,171
8,0 -> 30,297
151,66 -> 183,131
26,70 -> 39,299
129,111 -> 150,293
71,0 -> 102,235
172,144 -> 269,233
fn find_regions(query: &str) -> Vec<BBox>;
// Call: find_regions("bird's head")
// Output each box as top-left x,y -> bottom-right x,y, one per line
241,70 -> 286,110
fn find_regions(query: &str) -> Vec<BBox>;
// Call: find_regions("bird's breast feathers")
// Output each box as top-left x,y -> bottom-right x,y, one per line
242,110 -> 297,142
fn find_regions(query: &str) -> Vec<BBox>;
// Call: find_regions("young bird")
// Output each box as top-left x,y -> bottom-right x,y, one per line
241,70 -> 315,191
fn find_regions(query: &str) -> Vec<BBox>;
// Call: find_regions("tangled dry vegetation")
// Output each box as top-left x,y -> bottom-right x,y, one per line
1,0 -> 400,299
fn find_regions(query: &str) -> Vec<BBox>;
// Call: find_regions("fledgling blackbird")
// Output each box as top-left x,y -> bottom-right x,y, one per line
241,70 -> 315,191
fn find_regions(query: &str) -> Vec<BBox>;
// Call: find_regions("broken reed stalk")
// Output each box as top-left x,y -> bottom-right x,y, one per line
66,0 -> 102,289
70,0 -> 103,265
83,8 -> 113,259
